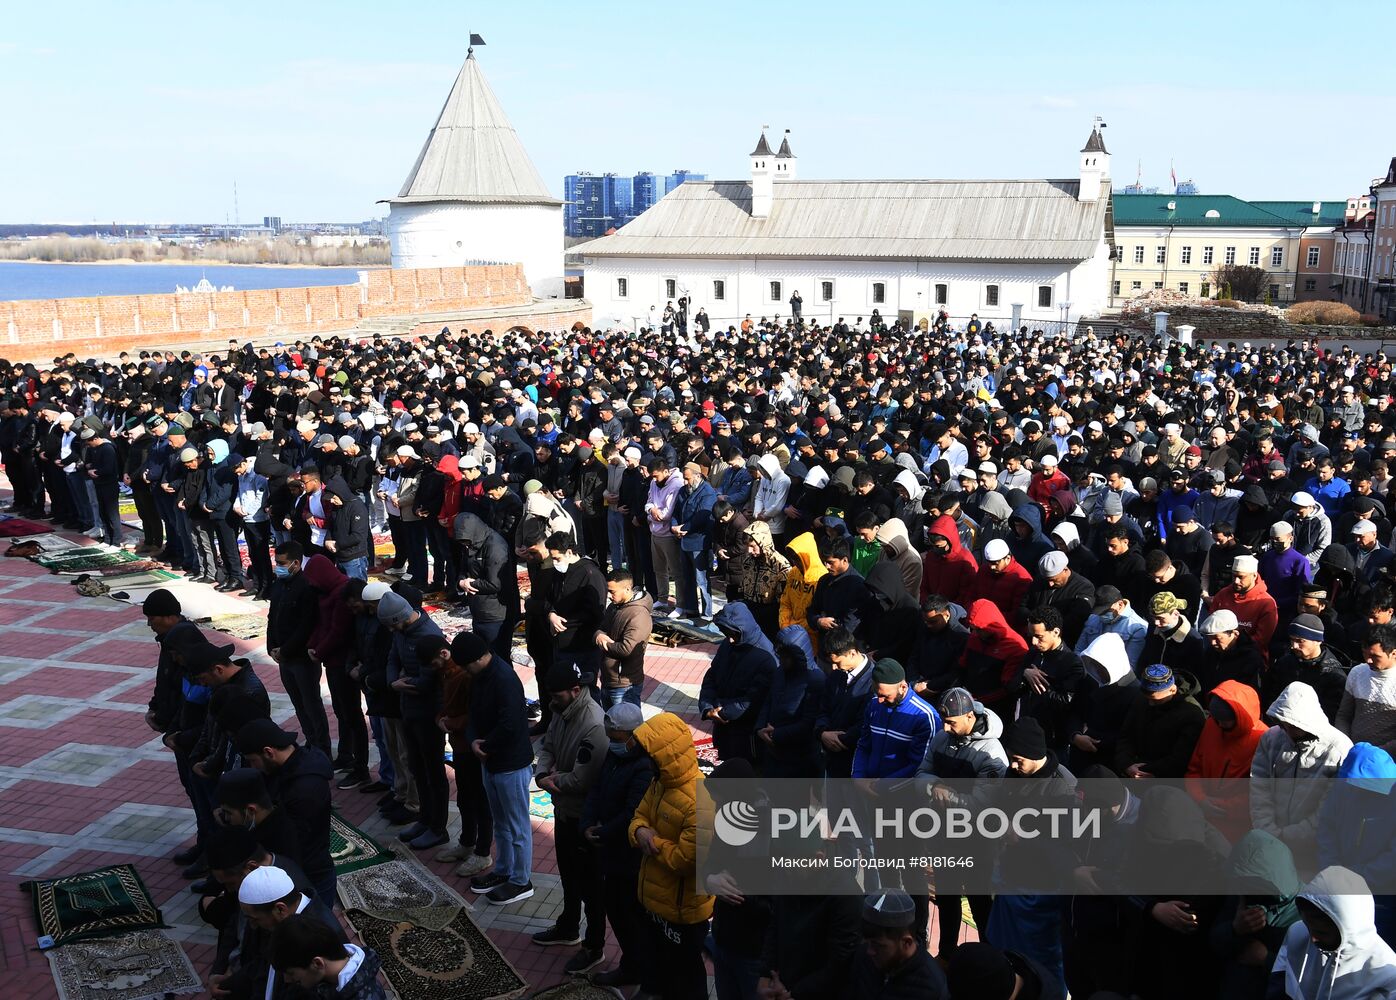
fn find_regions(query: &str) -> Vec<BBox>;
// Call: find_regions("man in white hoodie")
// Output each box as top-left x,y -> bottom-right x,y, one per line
752,454 -> 790,547
1251,682 -> 1352,876
1271,866 -> 1396,1000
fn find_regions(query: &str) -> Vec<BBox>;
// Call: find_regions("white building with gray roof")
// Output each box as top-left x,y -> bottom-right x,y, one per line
576,126 -> 1116,332
382,44 -> 564,297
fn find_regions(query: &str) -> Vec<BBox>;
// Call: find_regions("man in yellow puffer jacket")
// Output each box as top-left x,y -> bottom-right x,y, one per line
628,712 -> 714,1000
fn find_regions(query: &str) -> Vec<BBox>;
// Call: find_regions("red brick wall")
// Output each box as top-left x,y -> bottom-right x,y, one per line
1,264 -> 541,361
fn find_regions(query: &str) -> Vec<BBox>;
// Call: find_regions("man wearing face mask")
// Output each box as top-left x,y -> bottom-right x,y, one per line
531,662 -> 608,974
267,541 -> 331,761
581,703 -> 654,989
545,531 -> 607,700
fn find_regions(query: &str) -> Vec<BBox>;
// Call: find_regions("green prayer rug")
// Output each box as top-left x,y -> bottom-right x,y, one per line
345,907 -> 527,1000
331,811 -> 394,875
23,864 -> 165,949
530,981 -> 624,1000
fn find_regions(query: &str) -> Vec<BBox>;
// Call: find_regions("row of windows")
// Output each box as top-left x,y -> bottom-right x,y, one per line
1114,279 -> 1297,299
1130,245 -> 1283,267
616,278 -> 1048,307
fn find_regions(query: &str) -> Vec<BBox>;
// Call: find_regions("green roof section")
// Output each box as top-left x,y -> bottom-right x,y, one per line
1249,200 -> 1348,227
1112,193 -> 1346,228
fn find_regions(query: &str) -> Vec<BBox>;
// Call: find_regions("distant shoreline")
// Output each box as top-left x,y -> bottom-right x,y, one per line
0,258 -> 385,269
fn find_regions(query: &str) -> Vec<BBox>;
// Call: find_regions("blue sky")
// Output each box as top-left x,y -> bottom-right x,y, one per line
3,0 -> 1393,223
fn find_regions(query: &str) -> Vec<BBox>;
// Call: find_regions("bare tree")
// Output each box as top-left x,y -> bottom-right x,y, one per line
1210,264 -> 1270,303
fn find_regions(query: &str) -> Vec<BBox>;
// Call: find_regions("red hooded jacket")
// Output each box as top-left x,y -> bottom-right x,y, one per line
920,514 -> 979,605
1185,679 -> 1268,842
304,555 -> 353,671
437,454 -> 463,527
966,556 -> 1033,625
959,599 -> 1029,707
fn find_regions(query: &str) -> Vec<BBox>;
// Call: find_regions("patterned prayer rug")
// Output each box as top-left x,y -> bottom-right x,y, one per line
209,611 -> 270,640
48,929 -> 201,1000
345,907 -> 527,1000
529,980 -> 624,1000
331,811 -> 394,875
336,851 -> 467,930
528,788 -> 554,822
23,864 -> 165,948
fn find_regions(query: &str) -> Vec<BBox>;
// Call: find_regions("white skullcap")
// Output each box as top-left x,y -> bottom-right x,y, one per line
624,446 -> 642,461
463,422 -> 480,435
1164,423 -> 1181,435
977,461 -> 998,475
983,539 -> 1010,562
238,865 -> 295,906
1290,491 -> 1316,509
396,445 -> 419,459
361,582 -> 391,601
1352,519 -> 1378,536
1039,454 -> 1058,468
1232,554 -> 1259,574
1200,610 -> 1239,636
1038,551 -> 1069,576
461,455 -> 480,469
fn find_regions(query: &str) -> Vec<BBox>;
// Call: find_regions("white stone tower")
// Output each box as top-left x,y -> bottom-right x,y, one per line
750,128 -> 774,219
383,44 -> 563,297
1078,118 -> 1110,203
775,129 -> 797,180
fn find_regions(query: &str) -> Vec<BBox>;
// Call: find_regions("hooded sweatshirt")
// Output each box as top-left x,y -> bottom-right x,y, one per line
1273,865 -> 1396,1000
920,513 -> 979,605
699,602 -> 778,762
1185,679 -> 1268,842
753,454 -> 791,534
303,555 -> 352,670
1317,743 -> 1396,892
960,599 -> 1028,710
1252,682 -> 1353,872
875,517 -> 923,598
1070,632 -> 1142,773
757,626 -> 826,777
779,532 -> 827,644
917,699 -> 1008,809
451,512 -> 515,623
732,521 -> 791,606
1008,502 -> 1055,570
966,549 -> 1033,625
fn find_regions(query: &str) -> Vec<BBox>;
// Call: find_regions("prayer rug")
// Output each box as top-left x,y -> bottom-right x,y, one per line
0,515 -> 54,537
336,851 -> 467,930
23,864 -> 165,948
345,907 -> 527,1000
37,548 -> 142,572
528,787 -> 554,822
529,981 -> 624,1000
208,611 -> 269,640
331,811 -> 394,875
48,929 -> 201,1000
693,734 -> 718,775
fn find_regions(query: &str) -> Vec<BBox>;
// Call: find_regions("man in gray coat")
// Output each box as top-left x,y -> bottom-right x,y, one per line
531,662 -> 609,975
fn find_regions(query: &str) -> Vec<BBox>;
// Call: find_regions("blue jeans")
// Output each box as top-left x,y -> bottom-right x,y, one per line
338,556 -> 368,580
607,509 -> 628,571
482,765 -> 533,886
369,715 -> 395,788
65,470 -> 93,528
680,548 -> 711,616
599,685 -> 643,708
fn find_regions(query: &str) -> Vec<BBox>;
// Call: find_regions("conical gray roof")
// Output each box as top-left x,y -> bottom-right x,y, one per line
776,134 -> 794,158
1080,128 -> 1108,154
750,131 -> 774,157
385,51 -> 560,206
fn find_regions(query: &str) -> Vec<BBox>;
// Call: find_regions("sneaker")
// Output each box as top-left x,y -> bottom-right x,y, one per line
336,772 -> 369,790
531,925 -> 583,947
454,854 -> 493,878
383,566 -> 406,577
358,780 -> 390,794
565,948 -> 606,976
652,601 -> 673,613
435,843 -> 474,864
385,806 -> 421,825
397,822 -> 428,842
407,829 -> 448,851
666,608 -> 691,619
486,881 -> 535,906
470,872 -> 509,895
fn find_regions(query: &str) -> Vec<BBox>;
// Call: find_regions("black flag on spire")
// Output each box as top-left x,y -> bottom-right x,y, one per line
469,33 -> 486,46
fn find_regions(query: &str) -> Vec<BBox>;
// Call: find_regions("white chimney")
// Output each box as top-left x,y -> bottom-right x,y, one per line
1312,201 -> 1321,214
749,128 -> 774,219
1078,120 -> 1110,203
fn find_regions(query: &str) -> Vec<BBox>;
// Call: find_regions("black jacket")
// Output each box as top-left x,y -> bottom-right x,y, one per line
761,893 -> 864,1000
268,571 -> 317,661
814,658 -> 876,778
468,654 -> 533,773
547,557 -> 607,653
579,748 -> 655,876
1114,671 -> 1206,778
852,947 -> 949,1000
270,745 -> 335,893
1023,570 -> 1096,646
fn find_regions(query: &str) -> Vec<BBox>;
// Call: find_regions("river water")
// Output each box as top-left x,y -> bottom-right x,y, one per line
0,261 -> 369,301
